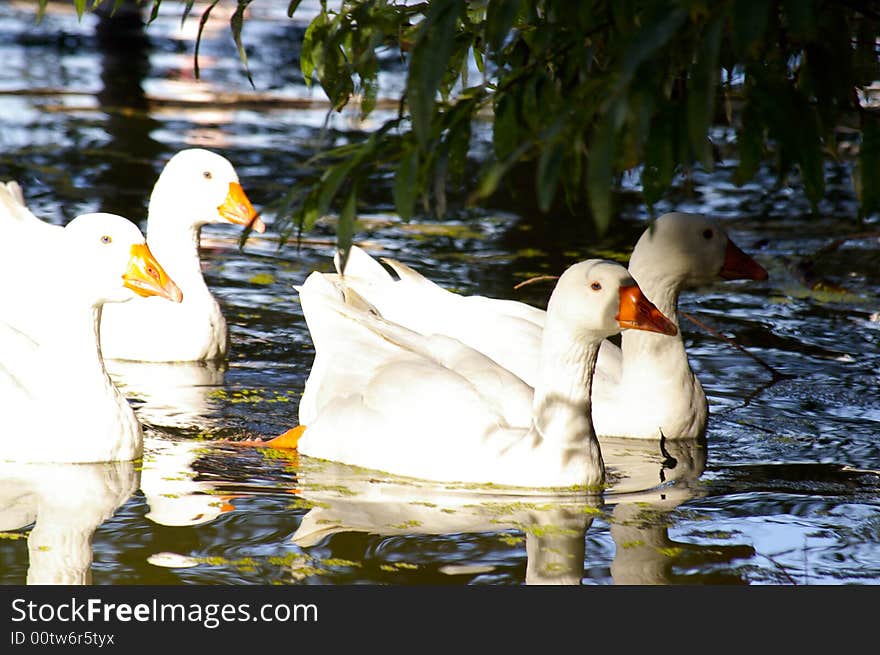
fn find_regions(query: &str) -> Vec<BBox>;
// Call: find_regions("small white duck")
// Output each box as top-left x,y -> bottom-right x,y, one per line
0,192 -> 183,463
272,259 -> 677,489
307,212 -> 767,440
99,148 -> 264,362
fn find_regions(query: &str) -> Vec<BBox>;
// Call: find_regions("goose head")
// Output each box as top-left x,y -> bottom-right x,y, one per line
63,213 -> 183,306
627,212 -> 768,289
547,260 -> 678,338
148,148 -> 265,234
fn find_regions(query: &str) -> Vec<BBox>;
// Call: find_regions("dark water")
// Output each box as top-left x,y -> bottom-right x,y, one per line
0,2 -> 878,586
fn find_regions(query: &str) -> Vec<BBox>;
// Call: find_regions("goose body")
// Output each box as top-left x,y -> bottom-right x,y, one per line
0,187 -> 182,464
314,212 -> 767,440
99,148 -> 263,362
290,259 -> 677,488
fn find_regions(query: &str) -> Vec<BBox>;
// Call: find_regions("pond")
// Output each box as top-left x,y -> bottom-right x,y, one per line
0,1 -> 878,586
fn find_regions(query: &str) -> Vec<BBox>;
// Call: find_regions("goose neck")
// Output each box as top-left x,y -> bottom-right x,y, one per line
531,320 -> 602,448
146,216 -> 208,292
629,268 -> 681,322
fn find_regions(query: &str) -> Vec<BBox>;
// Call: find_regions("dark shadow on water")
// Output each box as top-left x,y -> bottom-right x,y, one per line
93,0 -> 164,221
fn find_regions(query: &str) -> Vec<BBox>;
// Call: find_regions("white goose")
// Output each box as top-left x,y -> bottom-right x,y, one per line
99,148 -> 264,362
273,259 -> 676,488
0,192 -> 183,464
306,212 -> 767,440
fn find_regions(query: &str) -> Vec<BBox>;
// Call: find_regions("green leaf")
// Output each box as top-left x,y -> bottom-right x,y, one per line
687,14 -> 723,169
521,76 -> 540,132
733,104 -> 763,186
180,1 -> 197,28
300,9 -> 327,88
74,0 -> 86,20
287,0 -> 304,18
610,0 -> 635,33
393,147 -> 419,221
643,108 -> 675,207
493,93 -> 518,160
474,162 -> 508,201
537,139 -> 564,213
299,189 -> 321,233
360,75 -> 378,118
615,9 -> 687,97
318,160 -> 358,217
336,186 -> 358,276
729,0 -> 771,59
36,0 -> 49,23
148,0 -> 161,24
447,113 -> 472,187
782,0 -> 818,40
471,141 -> 531,203
407,0 -> 462,146
194,1 -> 221,80
433,148 -> 448,218
486,0 -> 523,52
856,115 -> 880,218
230,1 -> 255,89
797,117 -> 825,211
472,46 -> 484,74
587,115 -> 615,234
318,24 -> 355,111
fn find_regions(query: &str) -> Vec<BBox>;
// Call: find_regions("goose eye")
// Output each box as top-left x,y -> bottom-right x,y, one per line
203,171 -> 213,180
702,228 -> 714,240
100,235 -> 112,245
590,281 -> 602,291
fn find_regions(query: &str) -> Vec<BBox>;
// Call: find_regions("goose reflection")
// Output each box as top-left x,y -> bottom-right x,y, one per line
140,436 -> 235,527
106,360 -> 227,433
289,437 -> 755,584
602,436 -> 755,584
0,460 -> 139,584
291,458 -> 600,585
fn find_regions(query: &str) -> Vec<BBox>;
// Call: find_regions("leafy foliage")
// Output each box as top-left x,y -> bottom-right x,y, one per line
43,0 -> 880,247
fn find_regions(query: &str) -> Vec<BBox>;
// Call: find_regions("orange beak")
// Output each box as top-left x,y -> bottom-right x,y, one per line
719,239 -> 768,281
218,181 -> 265,233
617,284 -> 678,336
122,243 -> 184,302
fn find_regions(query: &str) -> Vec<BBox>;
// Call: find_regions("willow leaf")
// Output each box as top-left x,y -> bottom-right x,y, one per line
231,0 -> 255,89
486,0 -> 523,52
394,147 -> 419,221
407,0 -> 462,146
687,14 -> 723,169
857,115 -> 880,218
587,115 -> 615,234
180,0 -> 197,28
194,1 -> 221,80
148,0 -> 161,24
287,0 -> 304,18
537,139 -> 564,213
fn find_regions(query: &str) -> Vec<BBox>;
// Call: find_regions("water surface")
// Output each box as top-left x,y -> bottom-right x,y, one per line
0,2 -> 878,585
